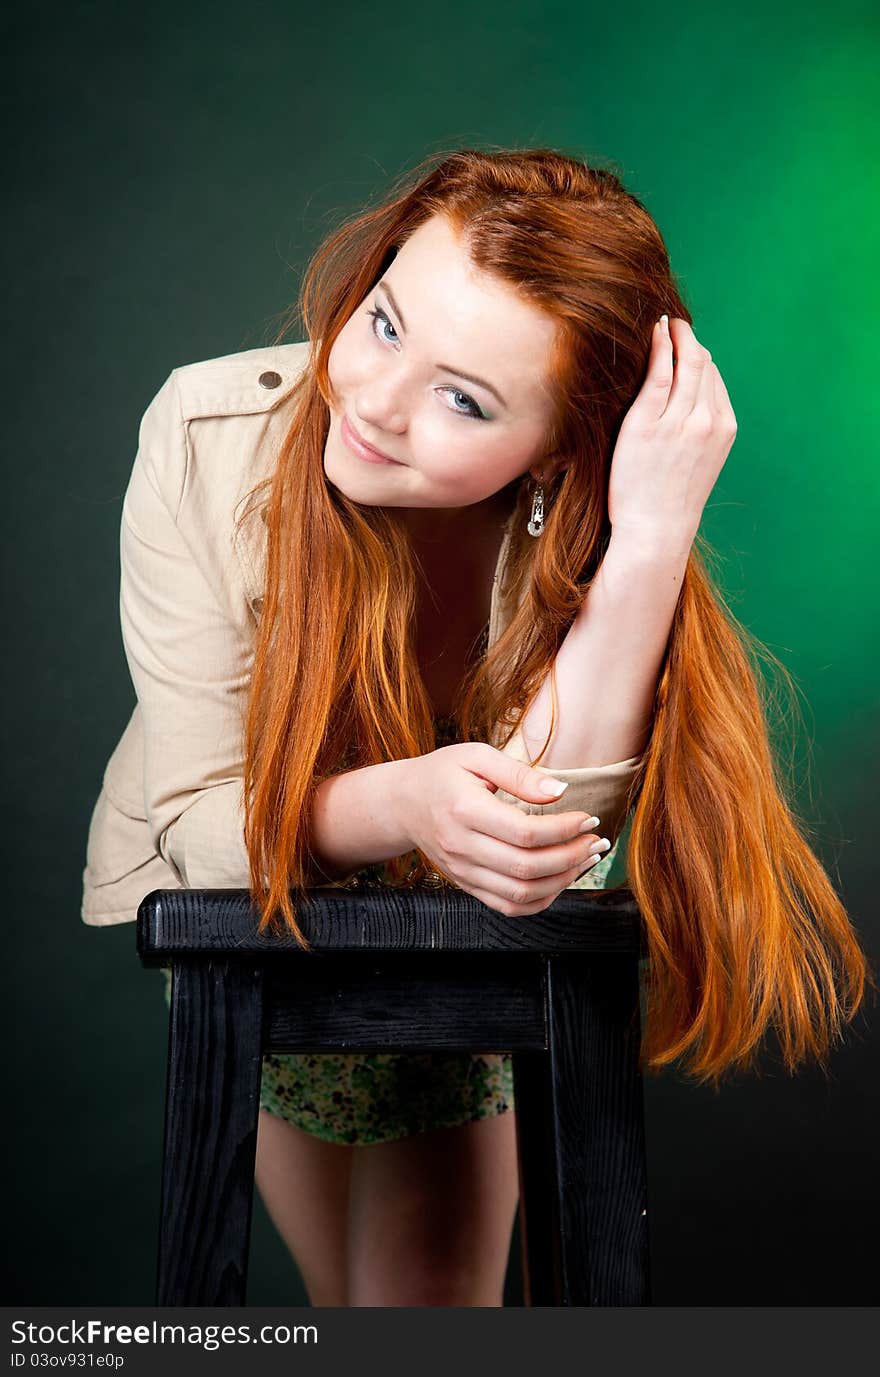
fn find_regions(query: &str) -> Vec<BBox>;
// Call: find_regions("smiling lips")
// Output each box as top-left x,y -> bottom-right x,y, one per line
341,414 -> 405,465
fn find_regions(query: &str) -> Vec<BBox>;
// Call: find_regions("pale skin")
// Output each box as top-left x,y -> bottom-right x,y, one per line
256,212 -> 737,1305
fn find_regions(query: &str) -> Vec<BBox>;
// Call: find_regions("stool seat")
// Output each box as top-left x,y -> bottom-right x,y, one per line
138,884 -> 651,1307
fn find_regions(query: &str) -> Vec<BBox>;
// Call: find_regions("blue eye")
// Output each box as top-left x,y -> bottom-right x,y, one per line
366,306 -> 398,345
439,387 -> 487,421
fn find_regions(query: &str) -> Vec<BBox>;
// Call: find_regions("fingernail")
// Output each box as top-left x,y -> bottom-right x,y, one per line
578,816 -> 601,832
576,854 -> 603,876
660,314 -> 669,332
589,837 -> 612,855
538,776 -> 568,796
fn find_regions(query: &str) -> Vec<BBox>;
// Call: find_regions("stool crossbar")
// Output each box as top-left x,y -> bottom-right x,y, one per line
138,885 -> 651,1307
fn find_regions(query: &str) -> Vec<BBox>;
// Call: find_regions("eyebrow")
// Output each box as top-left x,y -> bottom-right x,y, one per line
378,280 -> 509,409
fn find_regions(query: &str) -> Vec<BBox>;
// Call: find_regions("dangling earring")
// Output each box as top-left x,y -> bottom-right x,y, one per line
527,479 -> 545,537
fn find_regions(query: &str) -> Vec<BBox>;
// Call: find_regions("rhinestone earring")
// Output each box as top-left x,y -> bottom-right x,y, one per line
527,480 -> 545,537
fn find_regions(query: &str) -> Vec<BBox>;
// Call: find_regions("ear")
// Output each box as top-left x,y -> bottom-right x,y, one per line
528,455 -> 570,484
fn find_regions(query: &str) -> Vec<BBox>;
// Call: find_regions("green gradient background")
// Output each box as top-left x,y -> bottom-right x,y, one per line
3,0 -> 877,1306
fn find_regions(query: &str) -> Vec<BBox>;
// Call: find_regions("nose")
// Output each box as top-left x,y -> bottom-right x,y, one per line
355,372 -> 408,435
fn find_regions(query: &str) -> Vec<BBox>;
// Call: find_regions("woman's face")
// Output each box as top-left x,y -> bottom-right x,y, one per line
323,214 -> 561,520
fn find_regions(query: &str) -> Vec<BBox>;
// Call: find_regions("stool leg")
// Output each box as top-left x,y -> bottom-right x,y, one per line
512,1047 -> 562,1305
156,959 -> 264,1305
513,953 -> 650,1306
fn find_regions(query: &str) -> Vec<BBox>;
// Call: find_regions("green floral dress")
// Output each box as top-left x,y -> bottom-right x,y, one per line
159,712 -> 617,1145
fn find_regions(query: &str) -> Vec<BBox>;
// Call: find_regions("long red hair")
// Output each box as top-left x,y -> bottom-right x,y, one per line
236,147 -> 872,1084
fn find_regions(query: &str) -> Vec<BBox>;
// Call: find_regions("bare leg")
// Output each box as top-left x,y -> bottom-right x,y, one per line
253,1107 -> 354,1306
346,1108 -> 520,1307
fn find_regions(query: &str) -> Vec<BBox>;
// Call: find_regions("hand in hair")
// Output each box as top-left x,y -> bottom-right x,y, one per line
607,315 -> 738,555
395,742 -> 606,917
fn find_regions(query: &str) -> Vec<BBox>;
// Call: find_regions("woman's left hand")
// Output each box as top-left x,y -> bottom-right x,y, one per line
606,316 -> 738,555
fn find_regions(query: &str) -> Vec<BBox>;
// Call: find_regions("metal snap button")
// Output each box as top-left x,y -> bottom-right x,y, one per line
258,370 -> 282,389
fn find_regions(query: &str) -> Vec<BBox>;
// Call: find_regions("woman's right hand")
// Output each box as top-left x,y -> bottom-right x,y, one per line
395,742 -> 609,917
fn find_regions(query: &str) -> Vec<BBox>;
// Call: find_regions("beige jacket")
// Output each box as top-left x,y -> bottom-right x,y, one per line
81,342 -> 643,927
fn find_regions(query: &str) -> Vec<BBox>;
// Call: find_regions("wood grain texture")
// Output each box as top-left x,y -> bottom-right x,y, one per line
550,955 -> 649,1304
137,885 -> 643,961
157,960 -> 264,1306
265,953 -> 546,1051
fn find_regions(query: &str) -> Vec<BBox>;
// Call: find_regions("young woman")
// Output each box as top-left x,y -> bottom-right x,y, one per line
82,147 -> 871,1307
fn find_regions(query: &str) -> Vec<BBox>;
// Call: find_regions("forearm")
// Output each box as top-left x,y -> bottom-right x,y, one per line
518,534 -> 691,768
306,757 -> 415,883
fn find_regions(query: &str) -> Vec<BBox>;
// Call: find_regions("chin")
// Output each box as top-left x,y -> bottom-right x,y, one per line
322,457 -> 385,506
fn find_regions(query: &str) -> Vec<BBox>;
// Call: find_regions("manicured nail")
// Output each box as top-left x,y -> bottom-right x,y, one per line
660,314 -> 669,332
589,837 -> 611,855
579,854 -> 603,873
538,776 -> 568,796
578,816 -> 601,832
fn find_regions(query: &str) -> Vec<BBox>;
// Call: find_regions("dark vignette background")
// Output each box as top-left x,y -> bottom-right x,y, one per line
2,0 -> 878,1306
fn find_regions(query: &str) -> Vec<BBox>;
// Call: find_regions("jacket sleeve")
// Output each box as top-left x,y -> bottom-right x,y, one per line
493,723 -> 644,881
119,371 -> 254,889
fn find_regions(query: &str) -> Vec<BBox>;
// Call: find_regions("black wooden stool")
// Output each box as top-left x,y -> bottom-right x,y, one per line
137,884 -> 651,1307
